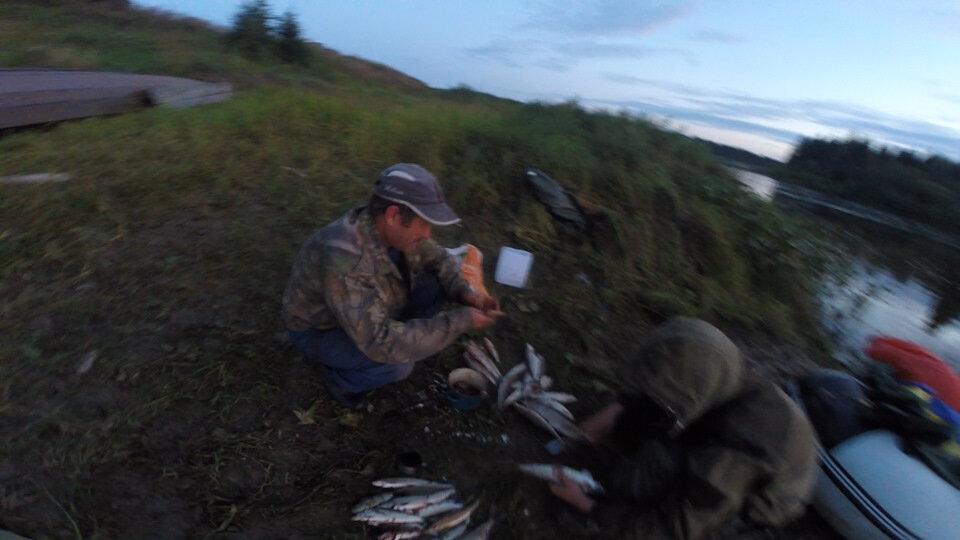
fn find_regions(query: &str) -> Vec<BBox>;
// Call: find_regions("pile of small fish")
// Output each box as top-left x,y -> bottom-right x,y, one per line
460,338 -> 502,387
497,343 -> 585,442
351,477 -> 495,539
517,463 -> 604,495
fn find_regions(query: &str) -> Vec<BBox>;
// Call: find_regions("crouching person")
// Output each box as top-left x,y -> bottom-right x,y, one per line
550,317 -> 817,539
282,163 -> 501,410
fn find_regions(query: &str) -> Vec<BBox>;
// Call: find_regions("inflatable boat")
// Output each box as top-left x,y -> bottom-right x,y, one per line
789,370 -> 960,540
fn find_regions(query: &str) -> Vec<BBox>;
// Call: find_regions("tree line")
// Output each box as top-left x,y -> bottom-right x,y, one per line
775,138 -> 960,235
227,0 -> 310,65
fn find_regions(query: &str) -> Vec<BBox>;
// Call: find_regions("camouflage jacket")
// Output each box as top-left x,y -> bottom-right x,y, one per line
282,207 -> 474,364
591,318 -> 818,539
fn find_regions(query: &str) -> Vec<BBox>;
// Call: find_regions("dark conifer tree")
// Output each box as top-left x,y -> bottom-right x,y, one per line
227,0 -> 274,58
276,10 -> 310,65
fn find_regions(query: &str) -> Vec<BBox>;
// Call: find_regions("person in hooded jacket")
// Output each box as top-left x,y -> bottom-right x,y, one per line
548,317 -> 818,539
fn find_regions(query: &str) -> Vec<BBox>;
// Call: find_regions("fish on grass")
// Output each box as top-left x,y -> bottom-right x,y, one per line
351,508 -> 425,526
351,492 -> 395,513
517,463 -> 604,494
377,528 -> 422,540
387,487 -> 456,512
423,499 -> 481,536
435,522 -> 468,540
415,499 -> 464,518
372,477 -> 454,490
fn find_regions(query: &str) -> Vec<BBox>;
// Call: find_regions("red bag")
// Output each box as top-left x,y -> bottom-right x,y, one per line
866,336 -> 960,412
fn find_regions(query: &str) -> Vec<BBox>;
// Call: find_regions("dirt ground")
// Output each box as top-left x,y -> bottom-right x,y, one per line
1,308 -> 842,540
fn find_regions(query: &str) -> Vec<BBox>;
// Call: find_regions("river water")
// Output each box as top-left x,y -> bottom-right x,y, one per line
732,168 -> 960,371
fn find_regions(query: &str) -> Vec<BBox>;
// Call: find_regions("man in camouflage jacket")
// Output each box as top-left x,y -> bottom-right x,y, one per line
549,317 -> 817,538
282,164 -> 501,408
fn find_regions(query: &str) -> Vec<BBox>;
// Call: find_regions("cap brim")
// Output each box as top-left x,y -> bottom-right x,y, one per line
410,201 -> 461,226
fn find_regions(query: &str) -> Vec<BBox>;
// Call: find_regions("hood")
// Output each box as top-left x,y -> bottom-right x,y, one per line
630,317 -> 744,433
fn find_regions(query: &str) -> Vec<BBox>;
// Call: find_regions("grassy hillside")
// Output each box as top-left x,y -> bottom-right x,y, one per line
0,0 -> 426,90
1,2 -> 832,538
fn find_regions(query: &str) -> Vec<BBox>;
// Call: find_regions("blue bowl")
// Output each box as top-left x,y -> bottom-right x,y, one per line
446,388 -> 483,411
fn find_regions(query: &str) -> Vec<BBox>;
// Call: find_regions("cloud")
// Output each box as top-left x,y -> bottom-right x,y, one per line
691,30 -> 745,43
467,1 -> 702,71
601,73 -> 729,98
464,41 -> 529,68
554,42 -> 690,61
467,39 -> 692,71
523,0 -> 696,36
804,104 -> 960,156
588,80 -> 960,159
593,97 -> 804,143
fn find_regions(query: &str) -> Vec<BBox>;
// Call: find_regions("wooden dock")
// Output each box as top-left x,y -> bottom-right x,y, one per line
0,69 -> 232,129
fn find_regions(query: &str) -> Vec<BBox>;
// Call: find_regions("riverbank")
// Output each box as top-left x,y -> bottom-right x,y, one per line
0,2 -> 838,538
733,167 -> 960,372
775,137 -> 960,239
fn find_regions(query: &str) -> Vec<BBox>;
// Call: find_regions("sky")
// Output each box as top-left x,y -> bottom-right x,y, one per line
135,0 -> 960,162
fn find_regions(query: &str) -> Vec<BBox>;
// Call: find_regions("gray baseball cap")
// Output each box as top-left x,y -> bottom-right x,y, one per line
374,163 -> 461,226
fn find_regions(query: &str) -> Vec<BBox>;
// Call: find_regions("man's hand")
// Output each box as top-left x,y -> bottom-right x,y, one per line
549,469 -> 597,514
468,307 -> 501,329
579,402 -> 625,443
462,290 -> 500,313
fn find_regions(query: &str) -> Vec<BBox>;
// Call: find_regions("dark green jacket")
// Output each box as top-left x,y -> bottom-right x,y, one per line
592,317 -> 818,539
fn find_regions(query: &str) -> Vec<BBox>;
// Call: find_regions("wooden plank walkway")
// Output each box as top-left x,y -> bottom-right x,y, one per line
0,69 -> 232,129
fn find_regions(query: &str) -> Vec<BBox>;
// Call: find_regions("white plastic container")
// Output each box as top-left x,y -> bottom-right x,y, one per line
494,247 -> 533,288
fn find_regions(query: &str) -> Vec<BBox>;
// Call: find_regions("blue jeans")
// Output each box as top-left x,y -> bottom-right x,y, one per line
289,261 -> 445,393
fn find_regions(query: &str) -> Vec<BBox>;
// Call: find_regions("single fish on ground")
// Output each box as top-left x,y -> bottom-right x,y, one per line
423,499 -> 481,536
372,478 -> 454,490
388,488 -> 456,512
352,508 -> 425,526
352,492 -> 395,514
517,463 -> 604,494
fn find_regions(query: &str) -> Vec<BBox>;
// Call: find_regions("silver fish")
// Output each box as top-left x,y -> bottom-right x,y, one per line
527,393 -> 575,421
517,463 -> 604,494
512,402 -> 562,441
501,387 -> 525,410
436,522 -> 468,540
377,528 -> 422,540
351,492 -> 395,514
465,341 -> 501,381
372,478 -> 454,490
482,337 -> 500,365
464,353 -> 499,387
459,517 -> 497,540
524,399 -> 585,440
519,373 -> 544,394
388,488 -> 456,512
423,499 -> 481,535
524,343 -> 544,380
415,499 -> 464,518
538,391 -> 577,403
497,363 -> 527,409
352,508 -> 424,526
539,375 -> 553,390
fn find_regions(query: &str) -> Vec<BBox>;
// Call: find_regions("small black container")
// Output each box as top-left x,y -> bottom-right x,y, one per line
396,451 -> 423,475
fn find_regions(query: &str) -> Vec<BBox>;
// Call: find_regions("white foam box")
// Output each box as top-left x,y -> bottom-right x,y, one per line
494,247 -> 533,288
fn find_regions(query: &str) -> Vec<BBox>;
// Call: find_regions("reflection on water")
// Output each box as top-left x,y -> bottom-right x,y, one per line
731,169 -> 778,201
731,168 -> 960,371
821,260 -> 960,369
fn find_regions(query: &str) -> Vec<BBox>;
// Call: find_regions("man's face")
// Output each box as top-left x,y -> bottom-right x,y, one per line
386,207 -> 432,254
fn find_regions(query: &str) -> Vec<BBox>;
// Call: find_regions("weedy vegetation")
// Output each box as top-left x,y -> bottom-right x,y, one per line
1,1 -> 834,538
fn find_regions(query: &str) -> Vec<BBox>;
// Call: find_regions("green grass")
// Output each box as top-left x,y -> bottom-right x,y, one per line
0,2 -> 833,538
